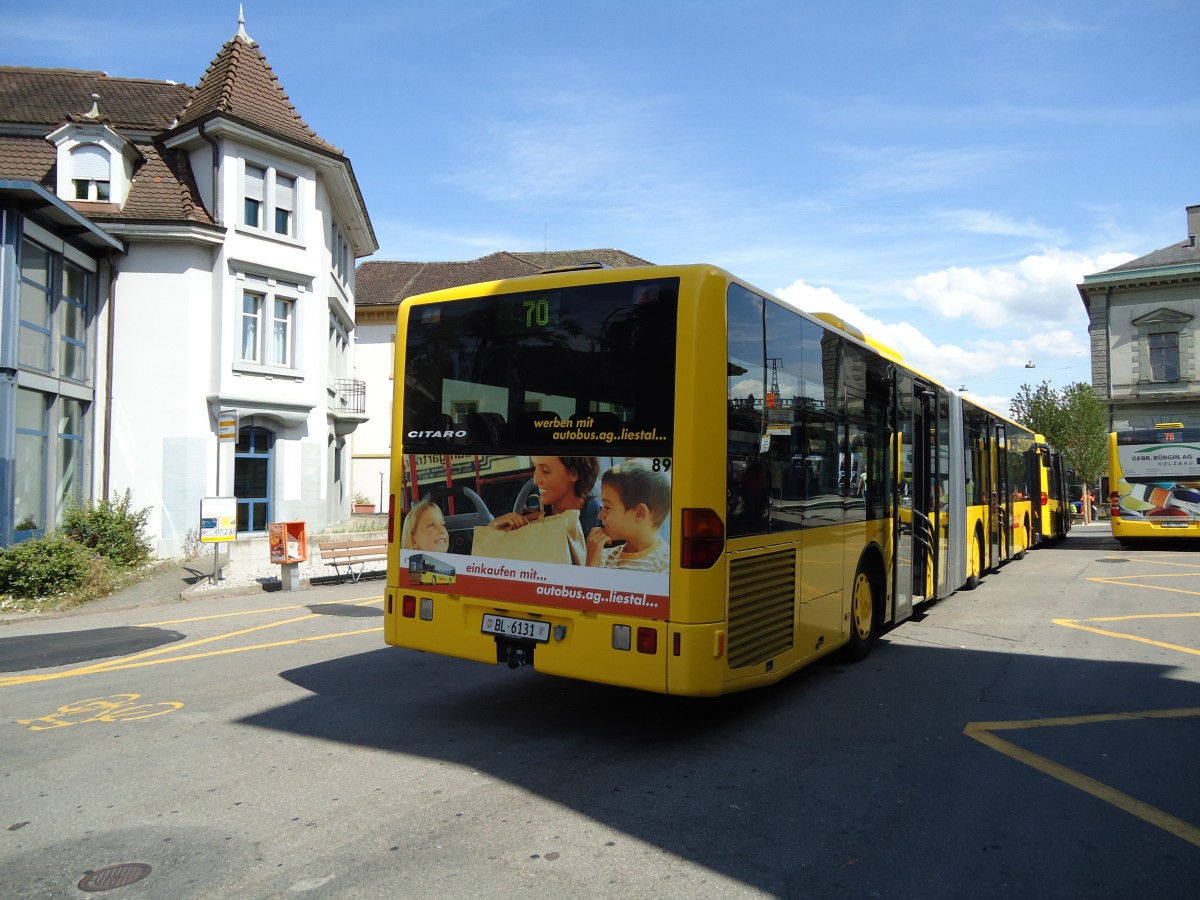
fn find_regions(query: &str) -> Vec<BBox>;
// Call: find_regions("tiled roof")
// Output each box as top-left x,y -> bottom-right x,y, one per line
0,19 -> 343,229
96,143 -> 215,226
176,31 -> 340,155
356,250 -> 654,307
0,66 -> 192,130
510,249 -> 653,269
1097,238 -> 1200,275
0,133 -> 55,186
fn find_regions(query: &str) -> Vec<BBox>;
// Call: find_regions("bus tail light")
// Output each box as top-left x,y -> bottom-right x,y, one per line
1040,491 -> 1048,506
1110,491 -> 1121,518
402,594 -> 416,617
681,508 -> 724,569
636,627 -> 658,655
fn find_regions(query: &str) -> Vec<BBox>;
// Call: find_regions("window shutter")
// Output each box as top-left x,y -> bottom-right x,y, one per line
246,165 -> 265,201
275,174 -> 295,211
72,144 -> 110,179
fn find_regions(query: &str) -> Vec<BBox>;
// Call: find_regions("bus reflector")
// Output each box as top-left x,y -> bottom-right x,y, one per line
673,632 -> 681,656
402,594 -> 416,617
636,627 -> 657,655
681,508 -> 724,569
612,624 -> 632,651
387,493 -> 396,544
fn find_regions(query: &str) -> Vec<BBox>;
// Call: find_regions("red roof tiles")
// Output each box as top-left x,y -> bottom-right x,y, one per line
356,250 -> 654,307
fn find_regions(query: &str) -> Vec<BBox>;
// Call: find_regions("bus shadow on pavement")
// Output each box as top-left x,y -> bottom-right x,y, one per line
237,640 -> 1200,896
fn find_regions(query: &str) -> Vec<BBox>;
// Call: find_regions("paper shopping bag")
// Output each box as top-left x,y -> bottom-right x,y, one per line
472,509 -> 585,565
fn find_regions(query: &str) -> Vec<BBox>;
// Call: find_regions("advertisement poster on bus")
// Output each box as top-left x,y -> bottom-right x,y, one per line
398,454 -> 672,619
1114,438 -> 1200,522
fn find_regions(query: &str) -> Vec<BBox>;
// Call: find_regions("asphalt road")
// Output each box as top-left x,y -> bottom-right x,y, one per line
0,522 -> 1197,898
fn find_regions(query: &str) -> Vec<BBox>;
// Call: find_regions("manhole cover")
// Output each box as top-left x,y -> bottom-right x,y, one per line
78,863 -> 152,892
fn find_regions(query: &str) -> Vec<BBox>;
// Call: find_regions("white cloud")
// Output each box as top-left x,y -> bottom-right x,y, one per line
901,248 -> 1135,329
773,245 -> 1134,411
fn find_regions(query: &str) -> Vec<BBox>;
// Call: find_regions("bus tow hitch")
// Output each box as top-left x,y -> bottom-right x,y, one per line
498,641 -> 534,669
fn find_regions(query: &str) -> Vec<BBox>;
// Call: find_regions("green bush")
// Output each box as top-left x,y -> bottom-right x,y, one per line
61,489 -> 152,568
0,534 -> 96,599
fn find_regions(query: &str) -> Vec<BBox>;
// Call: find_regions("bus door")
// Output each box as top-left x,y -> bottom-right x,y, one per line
992,423 -> 1011,561
894,377 -> 936,619
912,385 -> 939,603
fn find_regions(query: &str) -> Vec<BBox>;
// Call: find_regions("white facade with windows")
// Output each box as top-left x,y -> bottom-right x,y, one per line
0,19 -> 376,553
1080,204 -> 1200,430
102,130 -> 373,554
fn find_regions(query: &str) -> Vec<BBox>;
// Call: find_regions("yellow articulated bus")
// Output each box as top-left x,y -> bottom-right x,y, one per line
384,264 -> 1035,696
1030,435 -> 1071,544
1109,424 -> 1200,545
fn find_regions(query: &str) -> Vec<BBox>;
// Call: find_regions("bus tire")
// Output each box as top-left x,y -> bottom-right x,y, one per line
964,528 -> 983,591
845,555 -> 882,662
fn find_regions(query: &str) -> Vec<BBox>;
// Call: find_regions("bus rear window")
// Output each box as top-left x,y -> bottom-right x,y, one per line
402,278 -> 678,454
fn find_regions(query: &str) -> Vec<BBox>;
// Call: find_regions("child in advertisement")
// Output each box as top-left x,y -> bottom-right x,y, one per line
586,458 -> 671,572
400,498 -> 450,552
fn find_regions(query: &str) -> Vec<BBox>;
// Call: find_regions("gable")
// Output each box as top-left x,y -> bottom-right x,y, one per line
1131,306 -> 1195,328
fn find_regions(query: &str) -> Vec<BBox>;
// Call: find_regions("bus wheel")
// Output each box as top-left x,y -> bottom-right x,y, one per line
845,561 -> 879,662
964,530 -> 982,591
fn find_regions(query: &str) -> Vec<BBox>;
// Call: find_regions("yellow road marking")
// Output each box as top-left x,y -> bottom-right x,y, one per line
1053,615 -> 1200,658
0,600 -> 384,688
964,709 -> 1200,849
1063,561 -> 1200,655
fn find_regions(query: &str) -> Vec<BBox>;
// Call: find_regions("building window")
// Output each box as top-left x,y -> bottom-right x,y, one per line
19,240 -> 52,371
241,292 -> 263,362
274,174 -> 295,236
1149,332 -> 1180,382
60,262 -> 89,381
56,398 -> 87,522
331,222 -> 350,283
70,144 -> 110,201
242,161 -> 299,238
244,164 -> 265,228
272,298 -> 294,366
15,388 -> 49,538
328,313 -> 349,383
240,287 -> 297,369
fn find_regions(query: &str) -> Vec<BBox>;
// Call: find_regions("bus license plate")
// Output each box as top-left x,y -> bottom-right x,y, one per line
481,614 -> 550,642
1158,521 -> 1189,528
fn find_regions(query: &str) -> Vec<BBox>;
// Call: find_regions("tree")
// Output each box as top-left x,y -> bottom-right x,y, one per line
1009,380 -> 1064,441
1011,380 -> 1109,524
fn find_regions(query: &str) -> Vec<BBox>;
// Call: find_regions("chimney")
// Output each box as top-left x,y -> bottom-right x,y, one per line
1188,204 -> 1200,245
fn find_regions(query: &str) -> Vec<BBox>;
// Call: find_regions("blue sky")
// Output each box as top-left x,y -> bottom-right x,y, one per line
9,1 -> 1196,412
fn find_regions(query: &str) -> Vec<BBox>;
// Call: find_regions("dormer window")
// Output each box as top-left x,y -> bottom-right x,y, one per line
70,144 -> 111,201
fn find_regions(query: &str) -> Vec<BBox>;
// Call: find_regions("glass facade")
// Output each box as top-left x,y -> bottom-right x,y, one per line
4,232 -> 96,544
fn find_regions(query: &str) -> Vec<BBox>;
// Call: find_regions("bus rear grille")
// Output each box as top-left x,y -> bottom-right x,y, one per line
727,549 -> 796,669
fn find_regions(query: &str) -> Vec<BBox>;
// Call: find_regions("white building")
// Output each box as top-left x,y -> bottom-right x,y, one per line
1079,204 -> 1200,430
0,14 -> 376,553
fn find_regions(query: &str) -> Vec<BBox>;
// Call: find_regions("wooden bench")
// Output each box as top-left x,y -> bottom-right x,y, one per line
318,537 -> 388,583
